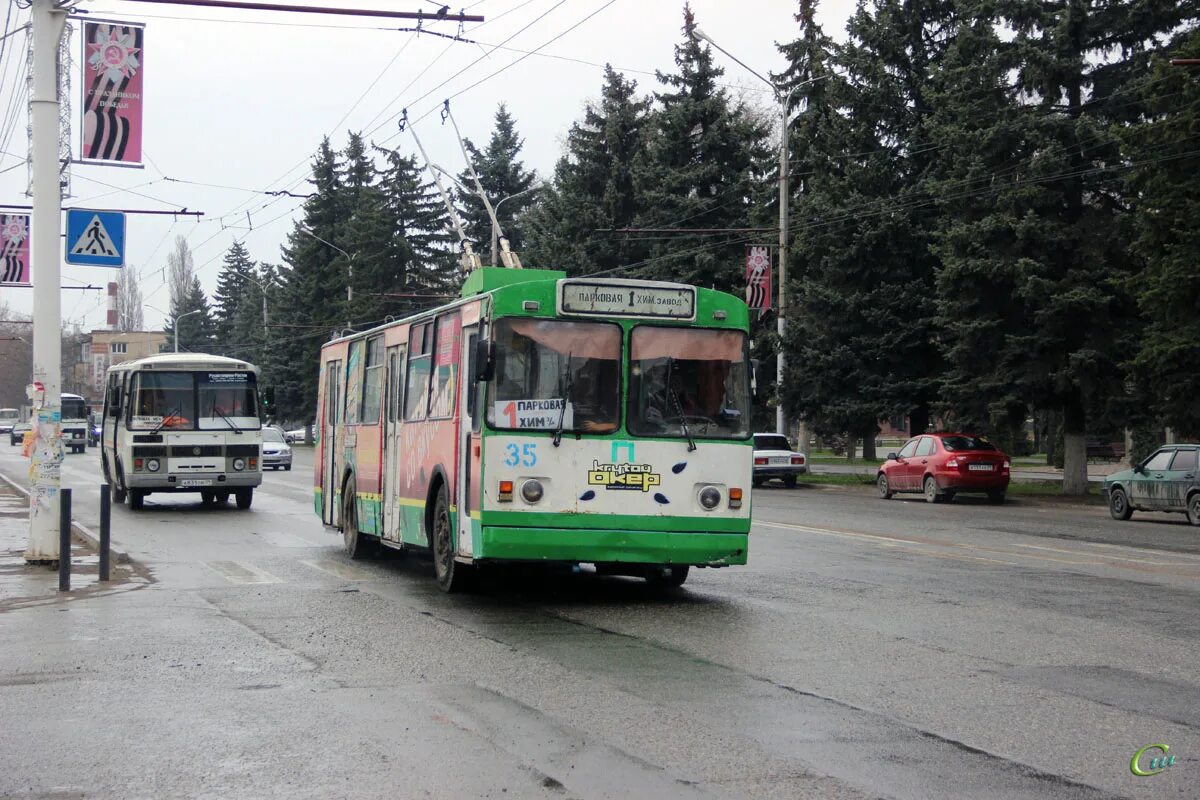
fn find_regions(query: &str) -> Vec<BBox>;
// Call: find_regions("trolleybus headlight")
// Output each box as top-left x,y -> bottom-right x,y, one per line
232,457 -> 246,471
146,458 -> 160,473
699,486 -> 721,510
520,479 -> 544,504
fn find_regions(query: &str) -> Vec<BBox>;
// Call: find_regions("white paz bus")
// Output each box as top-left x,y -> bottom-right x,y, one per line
101,354 -> 264,510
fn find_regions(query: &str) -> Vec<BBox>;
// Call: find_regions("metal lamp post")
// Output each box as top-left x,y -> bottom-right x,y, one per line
300,227 -> 353,329
173,309 -> 203,353
492,183 -> 542,268
693,27 -> 825,439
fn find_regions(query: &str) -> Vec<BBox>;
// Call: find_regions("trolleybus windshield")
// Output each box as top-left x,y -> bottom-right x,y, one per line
627,326 -> 751,440
487,318 -> 621,433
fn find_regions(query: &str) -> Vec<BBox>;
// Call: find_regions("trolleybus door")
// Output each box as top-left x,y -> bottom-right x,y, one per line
456,325 -> 479,556
322,359 -> 342,526
383,345 -> 405,540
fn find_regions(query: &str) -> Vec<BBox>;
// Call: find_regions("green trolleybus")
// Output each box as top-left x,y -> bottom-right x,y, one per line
314,268 -> 753,591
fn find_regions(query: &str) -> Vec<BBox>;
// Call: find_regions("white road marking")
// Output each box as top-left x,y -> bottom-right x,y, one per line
205,561 -> 282,584
299,559 -> 374,581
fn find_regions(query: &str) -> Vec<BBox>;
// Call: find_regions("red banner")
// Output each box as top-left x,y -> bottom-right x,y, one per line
745,245 -> 772,312
81,20 -> 145,166
0,214 -> 30,286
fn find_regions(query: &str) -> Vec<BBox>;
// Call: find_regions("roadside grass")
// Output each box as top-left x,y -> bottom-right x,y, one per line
791,472 -> 1106,505
808,456 -> 886,466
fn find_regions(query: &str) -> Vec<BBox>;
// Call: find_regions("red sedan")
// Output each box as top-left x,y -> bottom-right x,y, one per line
877,433 -> 1010,504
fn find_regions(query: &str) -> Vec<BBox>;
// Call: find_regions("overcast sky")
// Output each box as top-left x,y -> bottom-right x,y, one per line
0,0 -> 856,333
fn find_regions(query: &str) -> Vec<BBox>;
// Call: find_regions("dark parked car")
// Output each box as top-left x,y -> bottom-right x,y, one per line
9,421 -> 31,447
877,433 -> 1010,504
1104,444 -> 1200,526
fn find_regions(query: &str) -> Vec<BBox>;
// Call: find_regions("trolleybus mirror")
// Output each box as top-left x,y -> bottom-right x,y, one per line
474,339 -> 494,382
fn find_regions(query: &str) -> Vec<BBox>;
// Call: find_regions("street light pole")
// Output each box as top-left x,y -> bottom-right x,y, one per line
492,183 -> 541,268
300,228 -> 353,329
174,309 -> 203,353
693,27 -> 825,440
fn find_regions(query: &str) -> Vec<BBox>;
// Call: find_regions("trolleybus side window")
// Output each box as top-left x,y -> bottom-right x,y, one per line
405,322 -> 433,421
486,318 -> 620,432
130,372 -> 195,430
345,340 -> 364,424
430,314 -> 461,419
627,326 -> 751,440
361,336 -> 384,424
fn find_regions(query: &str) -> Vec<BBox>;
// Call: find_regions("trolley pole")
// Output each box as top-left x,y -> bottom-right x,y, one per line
25,0 -> 69,563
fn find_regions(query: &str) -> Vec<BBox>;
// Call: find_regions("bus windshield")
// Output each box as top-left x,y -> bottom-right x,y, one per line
61,397 -> 88,420
487,318 -> 621,433
129,371 -> 258,430
628,326 -> 751,440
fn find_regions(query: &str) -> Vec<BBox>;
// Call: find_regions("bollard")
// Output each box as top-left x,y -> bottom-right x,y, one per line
58,488 -> 72,592
99,485 -> 111,582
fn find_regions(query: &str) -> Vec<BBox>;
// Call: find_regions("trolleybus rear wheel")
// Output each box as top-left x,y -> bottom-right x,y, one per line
432,484 -> 472,593
341,478 -> 376,560
645,565 -> 689,588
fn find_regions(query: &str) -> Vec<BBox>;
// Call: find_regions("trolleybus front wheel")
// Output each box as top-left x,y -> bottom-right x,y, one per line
645,565 -> 689,588
432,484 -> 472,593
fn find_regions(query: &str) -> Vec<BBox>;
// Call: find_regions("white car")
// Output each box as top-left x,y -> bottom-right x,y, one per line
753,433 -> 807,488
285,428 -> 307,444
261,427 -> 293,471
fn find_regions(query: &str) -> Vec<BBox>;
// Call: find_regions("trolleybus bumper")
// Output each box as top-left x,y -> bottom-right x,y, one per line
478,526 -> 748,566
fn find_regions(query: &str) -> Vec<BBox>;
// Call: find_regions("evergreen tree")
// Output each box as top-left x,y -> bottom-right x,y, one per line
1124,26 -> 1200,439
376,146 -> 461,301
782,0 -> 952,452
991,0 -> 1193,492
523,65 -> 653,276
163,275 -> 216,353
455,104 -> 539,263
276,138 -> 349,423
636,6 -> 769,294
212,240 -> 255,349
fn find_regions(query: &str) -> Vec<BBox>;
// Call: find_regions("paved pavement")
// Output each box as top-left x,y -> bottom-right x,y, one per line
0,443 -> 1196,799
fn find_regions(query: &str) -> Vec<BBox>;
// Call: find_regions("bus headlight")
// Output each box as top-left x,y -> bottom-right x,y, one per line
699,486 -> 721,510
146,458 -> 160,473
521,479 -> 544,504
232,457 -> 246,471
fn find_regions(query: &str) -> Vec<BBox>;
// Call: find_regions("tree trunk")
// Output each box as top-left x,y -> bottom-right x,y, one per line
1061,396 -> 1088,495
1044,412 -> 1057,466
908,404 -> 930,438
862,434 -> 876,460
305,420 -> 314,445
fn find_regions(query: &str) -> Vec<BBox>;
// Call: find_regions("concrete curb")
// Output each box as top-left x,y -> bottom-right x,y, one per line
0,471 -> 133,565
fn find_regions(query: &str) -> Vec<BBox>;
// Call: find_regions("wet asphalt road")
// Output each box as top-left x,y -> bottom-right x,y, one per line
0,445 -> 1197,800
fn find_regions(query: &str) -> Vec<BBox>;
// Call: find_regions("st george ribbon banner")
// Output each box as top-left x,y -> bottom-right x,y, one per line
81,20 -> 145,167
745,245 -> 772,314
0,214 -> 31,286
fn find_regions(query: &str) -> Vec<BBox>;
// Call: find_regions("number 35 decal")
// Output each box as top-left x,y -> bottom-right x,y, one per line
504,443 -> 538,467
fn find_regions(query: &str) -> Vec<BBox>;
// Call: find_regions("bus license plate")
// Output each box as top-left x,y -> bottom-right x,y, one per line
968,464 -> 993,472
180,479 -> 213,487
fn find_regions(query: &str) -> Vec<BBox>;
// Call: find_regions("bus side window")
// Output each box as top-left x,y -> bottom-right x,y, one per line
106,375 -> 121,417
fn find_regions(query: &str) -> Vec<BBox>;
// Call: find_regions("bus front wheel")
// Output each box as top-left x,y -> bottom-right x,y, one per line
432,484 -> 472,593
235,488 -> 253,510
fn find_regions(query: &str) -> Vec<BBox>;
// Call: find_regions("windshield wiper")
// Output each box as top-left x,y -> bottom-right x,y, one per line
150,405 -> 182,435
666,357 -> 697,452
553,352 -> 574,448
210,405 -> 243,435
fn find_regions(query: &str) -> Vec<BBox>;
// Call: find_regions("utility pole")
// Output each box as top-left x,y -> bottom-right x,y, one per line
25,0 -> 69,563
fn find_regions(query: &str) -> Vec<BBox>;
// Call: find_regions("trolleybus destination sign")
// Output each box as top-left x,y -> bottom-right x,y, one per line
558,279 -> 695,320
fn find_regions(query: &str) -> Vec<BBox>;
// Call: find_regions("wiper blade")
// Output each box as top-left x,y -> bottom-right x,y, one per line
151,405 -> 182,435
210,405 -> 243,434
666,357 -> 697,452
553,352 -> 573,448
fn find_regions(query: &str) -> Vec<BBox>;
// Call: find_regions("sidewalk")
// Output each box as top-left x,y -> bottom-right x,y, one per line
0,485 -> 143,610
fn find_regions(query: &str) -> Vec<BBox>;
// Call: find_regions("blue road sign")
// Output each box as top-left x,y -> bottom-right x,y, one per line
65,208 -> 126,267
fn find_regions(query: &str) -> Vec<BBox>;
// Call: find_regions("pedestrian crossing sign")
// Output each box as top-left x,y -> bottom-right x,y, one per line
65,208 -> 126,267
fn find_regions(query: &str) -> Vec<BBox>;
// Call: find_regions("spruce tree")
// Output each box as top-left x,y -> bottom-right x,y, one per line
376,146 -> 460,301
523,65 -> 653,276
163,275 -> 216,353
636,6 -> 769,294
782,0 -> 952,452
212,240 -> 255,350
1124,27 -> 1200,439
455,104 -> 539,262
